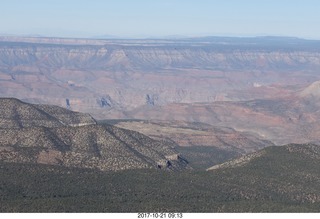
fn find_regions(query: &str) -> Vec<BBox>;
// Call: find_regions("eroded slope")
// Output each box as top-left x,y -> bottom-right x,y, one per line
0,98 -> 189,171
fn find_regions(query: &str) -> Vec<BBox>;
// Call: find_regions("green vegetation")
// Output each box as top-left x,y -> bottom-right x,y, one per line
2,144 -> 320,212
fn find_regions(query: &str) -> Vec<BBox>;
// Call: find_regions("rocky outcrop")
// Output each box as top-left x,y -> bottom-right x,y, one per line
97,96 -> 112,108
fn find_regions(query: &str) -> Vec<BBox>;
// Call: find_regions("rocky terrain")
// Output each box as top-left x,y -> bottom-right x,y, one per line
0,98 -> 189,171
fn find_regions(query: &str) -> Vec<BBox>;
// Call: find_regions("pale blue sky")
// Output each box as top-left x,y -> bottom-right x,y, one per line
1,0 -> 319,39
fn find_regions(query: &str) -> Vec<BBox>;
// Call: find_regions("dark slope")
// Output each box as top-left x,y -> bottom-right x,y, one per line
205,143 -> 320,210
0,98 -> 189,171
2,143 -> 320,212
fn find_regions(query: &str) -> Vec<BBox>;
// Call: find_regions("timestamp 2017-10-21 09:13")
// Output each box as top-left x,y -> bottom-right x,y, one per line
137,213 -> 183,218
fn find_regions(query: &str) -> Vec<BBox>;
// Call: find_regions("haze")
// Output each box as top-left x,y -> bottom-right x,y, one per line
1,0 -> 320,39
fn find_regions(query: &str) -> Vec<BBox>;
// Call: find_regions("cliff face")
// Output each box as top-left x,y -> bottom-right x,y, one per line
1,41 -> 320,70
1,37 -> 320,119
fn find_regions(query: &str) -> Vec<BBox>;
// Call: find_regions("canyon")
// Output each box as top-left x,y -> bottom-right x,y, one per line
1,36 -> 320,117
1,36 -> 320,166
2,36 -> 320,212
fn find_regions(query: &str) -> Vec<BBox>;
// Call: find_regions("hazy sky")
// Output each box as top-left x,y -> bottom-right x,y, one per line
1,0 -> 319,39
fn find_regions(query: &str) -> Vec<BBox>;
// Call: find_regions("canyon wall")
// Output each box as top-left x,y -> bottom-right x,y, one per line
1,37 -> 320,119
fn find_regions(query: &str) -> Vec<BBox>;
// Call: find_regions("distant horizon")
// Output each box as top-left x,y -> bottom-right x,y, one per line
1,33 -> 320,41
1,1 -> 320,40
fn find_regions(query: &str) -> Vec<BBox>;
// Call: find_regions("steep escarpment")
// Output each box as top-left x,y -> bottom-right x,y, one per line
0,40 -> 320,71
0,36 -> 320,119
0,98 -> 189,171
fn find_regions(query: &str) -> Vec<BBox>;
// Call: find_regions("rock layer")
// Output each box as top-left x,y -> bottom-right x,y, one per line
1,37 -> 320,119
